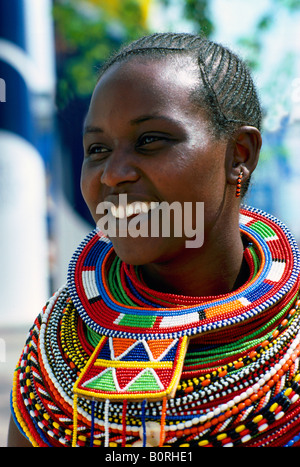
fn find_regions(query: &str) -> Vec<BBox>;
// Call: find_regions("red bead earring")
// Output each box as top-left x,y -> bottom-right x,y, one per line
236,170 -> 243,198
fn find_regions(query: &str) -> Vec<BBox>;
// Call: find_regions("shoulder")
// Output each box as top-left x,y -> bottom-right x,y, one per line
7,415 -> 32,447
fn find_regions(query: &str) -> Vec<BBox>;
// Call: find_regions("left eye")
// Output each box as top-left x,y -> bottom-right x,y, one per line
88,145 -> 109,154
138,134 -> 170,148
140,135 -> 161,145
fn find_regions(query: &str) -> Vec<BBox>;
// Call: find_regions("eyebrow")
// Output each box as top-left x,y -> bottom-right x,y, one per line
83,115 -> 179,135
83,125 -> 103,135
83,114 -> 181,135
129,114 -> 180,125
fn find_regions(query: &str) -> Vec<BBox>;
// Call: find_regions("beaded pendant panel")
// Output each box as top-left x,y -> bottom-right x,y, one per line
74,335 -> 188,402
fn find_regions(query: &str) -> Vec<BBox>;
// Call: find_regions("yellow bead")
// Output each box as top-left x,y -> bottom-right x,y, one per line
179,444 -> 190,447
78,435 -> 86,441
235,424 -> 246,433
253,415 -> 263,424
53,422 -> 60,430
270,403 -> 278,412
284,388 -> 293,397
217,433 -> 228,441
198,439 -> 209,446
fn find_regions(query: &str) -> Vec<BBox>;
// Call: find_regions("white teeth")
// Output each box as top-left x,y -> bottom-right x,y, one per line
133,202 -> 142,214
111,205 -> 117,217
126,204 -> 134,217
150,201 -> 159,210
117,205 -> 125,219
141,203 -> 150,213
110,202 -> 159,218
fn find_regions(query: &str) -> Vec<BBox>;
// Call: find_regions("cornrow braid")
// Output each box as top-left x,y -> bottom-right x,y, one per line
98,32 -> 262,139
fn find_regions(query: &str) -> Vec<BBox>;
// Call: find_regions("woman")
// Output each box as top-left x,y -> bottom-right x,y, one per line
8,32 -> 300,447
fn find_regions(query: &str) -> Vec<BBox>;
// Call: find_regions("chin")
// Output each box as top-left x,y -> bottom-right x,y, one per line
109,235 -> 180,266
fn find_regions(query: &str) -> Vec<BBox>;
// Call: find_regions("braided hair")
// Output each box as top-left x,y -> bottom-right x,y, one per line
99,32 -> 262,138
98,32 -> 262,195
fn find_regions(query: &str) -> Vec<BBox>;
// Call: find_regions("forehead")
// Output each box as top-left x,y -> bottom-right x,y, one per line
88,56 -> 202,119
99,54 -> 199,90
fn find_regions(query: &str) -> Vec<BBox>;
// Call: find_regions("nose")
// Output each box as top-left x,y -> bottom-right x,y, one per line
100,149 -> 140,188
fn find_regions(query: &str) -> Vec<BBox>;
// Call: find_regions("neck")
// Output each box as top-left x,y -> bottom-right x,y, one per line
141,212 -> 245,298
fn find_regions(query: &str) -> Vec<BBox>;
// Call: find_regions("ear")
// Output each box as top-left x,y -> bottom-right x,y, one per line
225,126 -> 262,186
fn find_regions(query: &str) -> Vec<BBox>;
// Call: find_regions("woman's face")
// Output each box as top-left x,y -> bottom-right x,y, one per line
81,57 -> 228,264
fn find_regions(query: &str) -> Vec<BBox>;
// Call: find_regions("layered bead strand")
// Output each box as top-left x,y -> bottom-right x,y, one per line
11,206 -> 300,447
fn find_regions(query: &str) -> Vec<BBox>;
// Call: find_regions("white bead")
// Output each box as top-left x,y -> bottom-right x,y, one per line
258,423 -> 268,432
233,395 -> 241,404
241,434 -> 251,443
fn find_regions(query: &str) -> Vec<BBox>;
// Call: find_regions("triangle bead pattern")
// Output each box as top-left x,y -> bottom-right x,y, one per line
73,335 -> 189,402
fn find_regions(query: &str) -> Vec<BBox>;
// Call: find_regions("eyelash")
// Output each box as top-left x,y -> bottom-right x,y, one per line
138,135 -> 163,145
87,145 -> 109,156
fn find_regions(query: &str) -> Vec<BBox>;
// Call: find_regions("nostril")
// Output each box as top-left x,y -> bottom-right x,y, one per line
100,157 -> 140,187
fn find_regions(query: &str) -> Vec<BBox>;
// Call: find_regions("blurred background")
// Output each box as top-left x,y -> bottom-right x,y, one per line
0,0 -> 300,445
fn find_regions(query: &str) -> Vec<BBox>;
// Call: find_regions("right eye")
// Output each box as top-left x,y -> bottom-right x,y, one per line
86,145 -> 110,158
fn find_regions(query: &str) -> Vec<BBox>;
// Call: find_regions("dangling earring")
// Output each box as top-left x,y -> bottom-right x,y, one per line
236,170 -> 243,198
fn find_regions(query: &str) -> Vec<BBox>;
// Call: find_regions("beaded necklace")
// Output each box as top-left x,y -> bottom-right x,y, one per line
11,206 -> 300,447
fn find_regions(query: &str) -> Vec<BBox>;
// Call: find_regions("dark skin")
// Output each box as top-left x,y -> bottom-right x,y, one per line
81,57 -> 262,296
7,56 -> 262,447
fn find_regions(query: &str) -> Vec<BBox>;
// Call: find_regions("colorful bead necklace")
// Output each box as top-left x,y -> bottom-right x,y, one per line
11,206 -> 300,447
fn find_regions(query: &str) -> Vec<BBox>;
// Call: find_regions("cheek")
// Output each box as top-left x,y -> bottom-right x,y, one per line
80,165 -> 100,207
162,151 -> 218,201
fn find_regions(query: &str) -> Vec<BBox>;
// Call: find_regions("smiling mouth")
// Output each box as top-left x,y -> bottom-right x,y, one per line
110,201 -> 159,219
